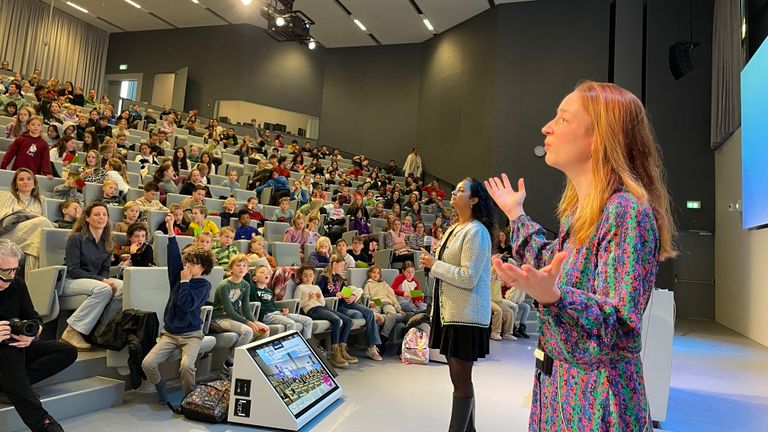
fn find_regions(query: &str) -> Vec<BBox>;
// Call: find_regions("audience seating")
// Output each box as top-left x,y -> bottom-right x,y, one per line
264,221 -> 290,243
270,242 -> 301,267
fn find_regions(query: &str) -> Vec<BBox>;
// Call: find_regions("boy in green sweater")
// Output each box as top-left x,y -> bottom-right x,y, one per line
212,226 -> 239,267
251,265 -> 314,340
211,254 -> 270,374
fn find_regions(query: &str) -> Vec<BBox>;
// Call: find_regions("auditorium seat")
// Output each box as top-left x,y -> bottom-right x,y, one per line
264,221 -> 290,243
270,242 -> 301,266
152,233 -> 196,266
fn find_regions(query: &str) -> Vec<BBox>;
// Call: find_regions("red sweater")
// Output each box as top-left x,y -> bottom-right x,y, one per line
0,133 -> 51,175
391,273 -> 420,297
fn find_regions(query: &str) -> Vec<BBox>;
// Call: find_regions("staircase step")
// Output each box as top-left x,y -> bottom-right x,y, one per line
0,376 -> 124,432
36,349 -> 125,387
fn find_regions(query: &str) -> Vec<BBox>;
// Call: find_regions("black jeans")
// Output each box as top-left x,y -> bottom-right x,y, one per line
0,340 -> 77,429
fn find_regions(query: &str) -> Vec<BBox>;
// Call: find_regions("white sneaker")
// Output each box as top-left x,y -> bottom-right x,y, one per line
502,333 -> 517,341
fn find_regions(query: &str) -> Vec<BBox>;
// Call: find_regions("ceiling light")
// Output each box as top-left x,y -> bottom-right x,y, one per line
124,0 -> 141,8
422,18 -> 434,32
352,17 -> 367,32
275,16 -> 286,26
241,0 -> 252,4
308,39 -> 316,50
191,0 -> 199,3
66,1 -> 88,13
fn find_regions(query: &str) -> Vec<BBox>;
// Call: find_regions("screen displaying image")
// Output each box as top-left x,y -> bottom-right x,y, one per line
742,36 -> 768,229
247,333 -> 338,418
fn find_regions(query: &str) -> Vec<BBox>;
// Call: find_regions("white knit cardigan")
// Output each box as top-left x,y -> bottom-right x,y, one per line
430,219 -> 492,327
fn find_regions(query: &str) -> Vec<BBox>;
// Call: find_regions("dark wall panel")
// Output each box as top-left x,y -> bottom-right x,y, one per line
106,25 -> 325,118
318,44 -> 422,167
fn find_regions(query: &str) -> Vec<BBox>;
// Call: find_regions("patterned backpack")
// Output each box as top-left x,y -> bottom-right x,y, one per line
400,326 -> 430,365
168,379 -> 231,423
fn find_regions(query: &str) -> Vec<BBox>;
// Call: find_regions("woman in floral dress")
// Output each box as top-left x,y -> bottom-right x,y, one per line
486,81 -> 676,431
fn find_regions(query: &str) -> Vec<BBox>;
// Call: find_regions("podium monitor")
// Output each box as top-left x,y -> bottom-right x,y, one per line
228,331 -> 342,430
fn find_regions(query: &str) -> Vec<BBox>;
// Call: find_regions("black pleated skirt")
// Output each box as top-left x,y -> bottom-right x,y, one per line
429,285 -> 490,362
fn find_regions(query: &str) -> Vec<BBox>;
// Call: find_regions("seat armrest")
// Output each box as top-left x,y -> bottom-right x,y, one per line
201,305 -> 213,334
275,299 -> 300,314
324,297 -> 339,311
27,266 -> 67,323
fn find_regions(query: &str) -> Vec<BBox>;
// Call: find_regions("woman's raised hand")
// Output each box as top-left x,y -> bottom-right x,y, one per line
485,174 -> 526,221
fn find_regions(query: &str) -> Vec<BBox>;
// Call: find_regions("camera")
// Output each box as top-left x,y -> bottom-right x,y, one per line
1,318 -> 39,344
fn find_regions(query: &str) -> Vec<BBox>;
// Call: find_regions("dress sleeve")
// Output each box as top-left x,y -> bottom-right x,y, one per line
430,224 -> 491,290
508,215 -> 562,268
537,198 -> 659,365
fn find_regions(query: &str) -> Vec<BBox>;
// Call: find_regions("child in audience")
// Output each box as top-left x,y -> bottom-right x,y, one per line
187,145 -> 201,164
348,207 -> 371,237
157,204 -> 188,235
307,236 -> 332,268
123,222 -> 155,267
101,179 -> 124,206
244,197 -> 267,223
348,236 -> 370,267
335,239 -> 355,270
367,239 -> 379,265
504,284 -> 531,339
188,205 -> 219,237
283,213 -> 309,247
136,182 -> 169,212
363,265 -> 406,348
251,265 -> 313,340
306,215 -> 321,244
213,226 -> 239,267
191,229 -> 214,251
400,214 -> 415,235
294,265 -> 354,368
52,171 -> 84,203
0,116 -> 52,176
221,170 -> 239,195
104,157 -> 129,196
211,254 -> 270,374
234,209 -> 260,240
114,201 -> 142,233
180,185 -> 207,212
219,197 -> 238,228
317,256 -> 382,361
246,236 -> 276,270
392,261 -> 427,313
54,199 -> 81,229
272,197 -> 294,222
490,268 -> 516,341
141,213 -> 215,402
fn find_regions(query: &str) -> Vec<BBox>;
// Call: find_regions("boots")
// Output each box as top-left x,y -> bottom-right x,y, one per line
339,343 -> 359,364
466,396 -> 476,432
329,344 -> 348,368
448,394 -> 474,432
518,322 -> 530,338
60,326 -> 92,351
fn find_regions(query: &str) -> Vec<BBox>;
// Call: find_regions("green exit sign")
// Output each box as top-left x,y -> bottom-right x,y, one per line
686,201 -> 701,209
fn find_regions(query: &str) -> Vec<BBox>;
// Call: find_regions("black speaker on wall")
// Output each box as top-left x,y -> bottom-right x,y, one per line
669,41 -> 698,80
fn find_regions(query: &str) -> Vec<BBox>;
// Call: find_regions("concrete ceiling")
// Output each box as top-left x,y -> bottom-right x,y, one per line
43,0 -> 536,48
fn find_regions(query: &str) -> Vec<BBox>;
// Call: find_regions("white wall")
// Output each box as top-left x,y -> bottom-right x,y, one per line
715,128 -> 768,347
151,73 -> 174,108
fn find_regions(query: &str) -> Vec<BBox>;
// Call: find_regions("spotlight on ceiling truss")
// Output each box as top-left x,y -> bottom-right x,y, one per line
261,0 -> 317,49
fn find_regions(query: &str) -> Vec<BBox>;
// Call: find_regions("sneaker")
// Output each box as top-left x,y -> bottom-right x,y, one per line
502,333 -> 517,341
490,332 -> 502,341
366,346 -> 383,361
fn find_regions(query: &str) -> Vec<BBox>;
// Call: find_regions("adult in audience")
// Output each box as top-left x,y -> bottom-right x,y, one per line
134,142 -> 159,176
403,148 -> 422,179
255,170 -> 290,205
420,177 -> 493,432
152,162 -> 179,201
485,82 -> 675,431
0,239 -> 76,432
384,218 -> 414,264
79,149 -> 107,183
1,116 -> 52,177
1,81 -> 26,111
0,169 -> 55,276
84,88 -> 98,106
60,203 -> 127,351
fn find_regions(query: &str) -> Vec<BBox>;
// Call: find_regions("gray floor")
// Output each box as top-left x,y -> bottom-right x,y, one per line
58,319 -> 768,432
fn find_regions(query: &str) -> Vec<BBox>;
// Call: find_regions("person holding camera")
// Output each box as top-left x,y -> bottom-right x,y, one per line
0,239 -> 78,432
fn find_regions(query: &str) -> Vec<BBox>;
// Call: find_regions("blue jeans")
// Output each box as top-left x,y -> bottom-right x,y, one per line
338,301 -> 381,346
306,306 -> 352,345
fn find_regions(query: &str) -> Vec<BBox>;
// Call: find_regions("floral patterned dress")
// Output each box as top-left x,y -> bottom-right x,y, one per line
510,191 -> 659,432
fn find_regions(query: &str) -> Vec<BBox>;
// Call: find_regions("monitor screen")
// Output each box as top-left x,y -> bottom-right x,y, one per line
742,36 -> 768,229
246,332 -> 339,418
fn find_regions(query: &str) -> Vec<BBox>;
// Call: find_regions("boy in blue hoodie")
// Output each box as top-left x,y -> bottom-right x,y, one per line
141,213 -> 216,403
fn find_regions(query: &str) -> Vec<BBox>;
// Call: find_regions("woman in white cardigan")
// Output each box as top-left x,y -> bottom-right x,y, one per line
421,177 -> 493,432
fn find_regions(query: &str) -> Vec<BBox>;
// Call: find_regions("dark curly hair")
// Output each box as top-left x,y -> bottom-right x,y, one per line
462,177 -> 496,237
182,247 -> 215,276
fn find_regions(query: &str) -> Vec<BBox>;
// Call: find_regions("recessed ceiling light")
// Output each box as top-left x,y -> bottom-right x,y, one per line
124,0 -> 141,8
352,17 -> 367,32
422,18 -> 434,32
275,16 -> 285,26
308,39 -> 316,50
191,0 -> 199,3
241,0 -> 252,5
66,1 -> 88,13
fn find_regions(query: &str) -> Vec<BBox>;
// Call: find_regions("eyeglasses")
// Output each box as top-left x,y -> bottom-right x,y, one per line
0,267 -> 20,282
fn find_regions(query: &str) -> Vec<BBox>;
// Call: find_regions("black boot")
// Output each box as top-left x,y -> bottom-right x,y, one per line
448,394 -> 474,432
36,416 -> 64,432
519,322 -> 530,338
465,395 -> 476,432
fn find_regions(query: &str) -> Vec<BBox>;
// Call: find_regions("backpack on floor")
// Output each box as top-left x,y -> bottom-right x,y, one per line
401,326 -> 430,365
168,379 -> 231,423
